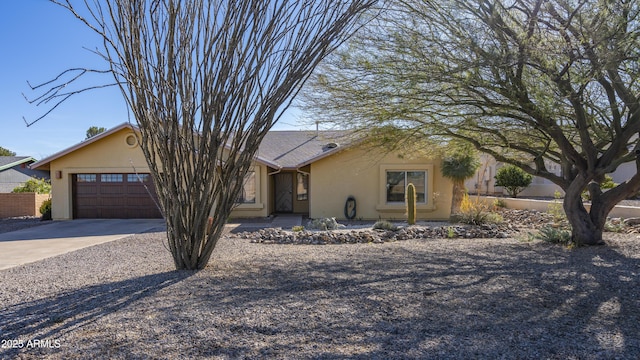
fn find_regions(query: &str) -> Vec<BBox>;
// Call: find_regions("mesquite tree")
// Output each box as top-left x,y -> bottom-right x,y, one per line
302,0 -> 640,246
34,0 -> 374,270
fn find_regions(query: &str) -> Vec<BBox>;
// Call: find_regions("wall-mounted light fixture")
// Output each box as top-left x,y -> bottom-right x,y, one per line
55,171 -> 62,179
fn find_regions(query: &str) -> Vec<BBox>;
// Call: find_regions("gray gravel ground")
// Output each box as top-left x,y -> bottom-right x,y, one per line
1,227 -> 639,359
0,217 -> 46,235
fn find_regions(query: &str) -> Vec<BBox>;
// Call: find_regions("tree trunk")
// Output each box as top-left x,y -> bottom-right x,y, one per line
163,207 -> 232,270
563,181 -> 606,246
450,179 -> 466,218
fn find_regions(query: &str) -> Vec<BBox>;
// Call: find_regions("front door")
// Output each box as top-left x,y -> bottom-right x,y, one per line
274,172 -> 293,212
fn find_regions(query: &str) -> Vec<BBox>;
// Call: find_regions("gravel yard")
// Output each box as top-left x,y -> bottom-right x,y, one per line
1,221 -> 639,359
0,217 -> 46,235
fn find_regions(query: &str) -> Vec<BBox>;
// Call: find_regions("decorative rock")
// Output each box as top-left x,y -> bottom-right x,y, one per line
623,217 -> 640,226
231,207 -> 640,245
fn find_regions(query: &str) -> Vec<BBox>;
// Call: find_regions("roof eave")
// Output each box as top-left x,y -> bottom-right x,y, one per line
255,156 -> 281,169
0,157 -> 36,172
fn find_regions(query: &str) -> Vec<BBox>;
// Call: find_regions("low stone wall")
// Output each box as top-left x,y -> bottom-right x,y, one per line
0,193 -> 50,218
479,196 -> 640,219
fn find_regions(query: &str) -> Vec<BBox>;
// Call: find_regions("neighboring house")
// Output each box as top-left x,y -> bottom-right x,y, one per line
30,123 -> 453,221
0,156 -> 50,193
466,153 -> 636,197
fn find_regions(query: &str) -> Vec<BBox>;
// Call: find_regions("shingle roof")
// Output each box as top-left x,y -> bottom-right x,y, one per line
29,123 -> 359,171
0,156 -> 36,171
257,130 -> 355,169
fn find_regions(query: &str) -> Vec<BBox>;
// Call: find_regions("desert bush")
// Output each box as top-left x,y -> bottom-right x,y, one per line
447,227 -> 456,238
292,225 -> 304,232
306,217 -> 345,231
40,198 -> 52,221
455,194 -> 503,225
493,198 -> 507,208
373,220 -> 398,231
604,219 -> 626,233
533,225 -> 572,246
547,191 -> 567,226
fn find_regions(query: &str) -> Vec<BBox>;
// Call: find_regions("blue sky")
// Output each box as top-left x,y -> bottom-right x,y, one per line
0,1 -> 304,160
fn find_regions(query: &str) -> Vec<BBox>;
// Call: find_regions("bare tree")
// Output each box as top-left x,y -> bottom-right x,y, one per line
32,0 -> 375,270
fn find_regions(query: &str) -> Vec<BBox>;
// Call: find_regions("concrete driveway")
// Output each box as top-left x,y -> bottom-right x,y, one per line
0,219 -> 165,270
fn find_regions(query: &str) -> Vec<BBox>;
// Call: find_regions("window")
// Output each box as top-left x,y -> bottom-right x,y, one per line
101,174 -> 123,182
297,173 -> 309,201
127,174 -> 150,182
237,171 -> 256,204
386,170 -> 426,203
77,174 -> 96,182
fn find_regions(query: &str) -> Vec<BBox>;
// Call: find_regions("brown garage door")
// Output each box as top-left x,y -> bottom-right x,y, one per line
73,173 -> 162,219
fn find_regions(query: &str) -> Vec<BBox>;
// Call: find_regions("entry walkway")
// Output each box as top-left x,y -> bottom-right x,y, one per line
0,219 -> 165,270
270,214 -> 303,229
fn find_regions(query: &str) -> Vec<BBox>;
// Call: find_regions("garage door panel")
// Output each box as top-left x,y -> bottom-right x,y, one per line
101,185 -> 125,194
127,188 -> 147,195
73,173 -> 162,219
101,197 -> 127,207
76,185 -> 98,194
126,196 -> 152,205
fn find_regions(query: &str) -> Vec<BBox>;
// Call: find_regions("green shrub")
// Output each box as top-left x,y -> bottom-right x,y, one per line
493,198 -> 507,208
447,227 -> 456,238
373,220 -> 398,231
12,178 -> 51,194
494,165 -> 533,198
291,225 -> 304,232
40,198 -> 52,221
604,219 -> 626,233
533,225 -> 572,246
547,191 -> 567,226
484,212 -> 504,224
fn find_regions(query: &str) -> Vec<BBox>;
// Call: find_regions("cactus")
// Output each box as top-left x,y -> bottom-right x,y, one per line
406,183 -> 417,225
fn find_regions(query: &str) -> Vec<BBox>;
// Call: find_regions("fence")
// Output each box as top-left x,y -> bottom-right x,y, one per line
0,193 -> 51,218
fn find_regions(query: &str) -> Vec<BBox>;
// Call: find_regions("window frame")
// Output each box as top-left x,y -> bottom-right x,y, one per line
127,174 -> 150,183
296,172 -> 309,201
100,174 -> 124,182
385,170 -> 427,204
76,174 -> 96,182
377,164 -> 435,212
236,170 -> 257,204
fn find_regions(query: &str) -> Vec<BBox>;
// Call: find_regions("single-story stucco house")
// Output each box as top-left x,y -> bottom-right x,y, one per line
0,156 -> 50,193
30,123 -> 453,221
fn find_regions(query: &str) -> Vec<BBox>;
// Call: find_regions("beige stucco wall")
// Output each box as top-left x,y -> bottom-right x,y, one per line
46,125 -> 270,220
49,128 -> 152,220
309,147 -> 453,221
